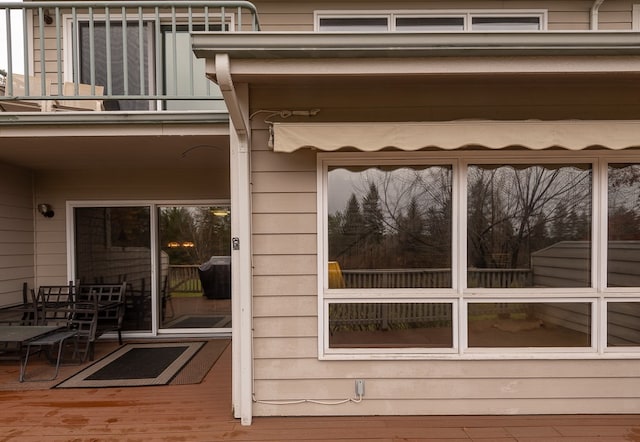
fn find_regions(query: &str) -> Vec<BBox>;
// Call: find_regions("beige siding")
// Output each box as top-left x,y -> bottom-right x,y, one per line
32,168 -> 228,285
248,71 -> 640,417
252,0 -> 638,32
0,163 -> 34,306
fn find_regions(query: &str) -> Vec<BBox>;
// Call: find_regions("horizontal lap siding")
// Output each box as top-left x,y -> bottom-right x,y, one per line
250,123 -> 322,412
249,67 -> 640,416
0,163 -> 34,306
253,0 -> 636,32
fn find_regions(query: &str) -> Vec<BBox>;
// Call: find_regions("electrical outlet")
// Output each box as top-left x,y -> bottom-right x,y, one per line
355,379 -> 365,396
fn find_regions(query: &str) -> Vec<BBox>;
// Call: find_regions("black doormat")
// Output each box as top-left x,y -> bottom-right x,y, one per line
55,342 -> 204,388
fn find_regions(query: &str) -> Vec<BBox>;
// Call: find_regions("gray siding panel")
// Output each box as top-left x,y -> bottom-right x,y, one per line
0,163 -> 34,306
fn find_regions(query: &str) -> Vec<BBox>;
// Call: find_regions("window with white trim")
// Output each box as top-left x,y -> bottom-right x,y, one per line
319,153 -> 640,359
315,10 -> 546,32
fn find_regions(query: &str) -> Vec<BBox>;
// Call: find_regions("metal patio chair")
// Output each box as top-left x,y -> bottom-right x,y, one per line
20,301 -> 97,382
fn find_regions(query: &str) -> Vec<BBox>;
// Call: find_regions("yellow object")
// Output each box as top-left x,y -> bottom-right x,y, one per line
328,261 -> 345,288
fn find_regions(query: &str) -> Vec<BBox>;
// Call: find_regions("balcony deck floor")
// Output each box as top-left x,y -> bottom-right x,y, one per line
0,342 -> 638,441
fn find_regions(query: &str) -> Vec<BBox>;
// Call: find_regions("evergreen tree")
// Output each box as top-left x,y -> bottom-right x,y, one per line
397,197 -> 425,267
342,193 -> 364,267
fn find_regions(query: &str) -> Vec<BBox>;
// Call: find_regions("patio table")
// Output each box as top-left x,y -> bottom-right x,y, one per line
0,325 -> 63,348
0,325 -> 65,379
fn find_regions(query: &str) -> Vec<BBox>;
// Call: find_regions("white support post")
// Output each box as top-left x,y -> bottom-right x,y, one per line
229,82 -> 253,426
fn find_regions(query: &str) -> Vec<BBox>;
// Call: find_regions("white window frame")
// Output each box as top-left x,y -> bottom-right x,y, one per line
315,10 -> 547,32
318,150 -> 640,360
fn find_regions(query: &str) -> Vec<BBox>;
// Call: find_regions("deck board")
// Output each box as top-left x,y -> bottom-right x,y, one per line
0,342 -> 638,441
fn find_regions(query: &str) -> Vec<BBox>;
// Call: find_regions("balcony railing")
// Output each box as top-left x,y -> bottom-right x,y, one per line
0,1 -> 260,112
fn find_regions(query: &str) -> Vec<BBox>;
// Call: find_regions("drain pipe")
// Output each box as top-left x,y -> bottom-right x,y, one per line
214,53 -> 248,143
591,0 -> 606,30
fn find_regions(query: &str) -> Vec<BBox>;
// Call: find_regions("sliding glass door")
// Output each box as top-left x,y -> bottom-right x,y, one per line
158,205 -> 231,330
73,203 -> 231,335
74,206 -> 152,331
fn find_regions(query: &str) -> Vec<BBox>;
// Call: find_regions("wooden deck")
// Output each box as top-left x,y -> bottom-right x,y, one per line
0,342 -> 638,441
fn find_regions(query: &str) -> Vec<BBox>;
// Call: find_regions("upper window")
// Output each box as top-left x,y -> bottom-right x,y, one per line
316,10 -> 546,32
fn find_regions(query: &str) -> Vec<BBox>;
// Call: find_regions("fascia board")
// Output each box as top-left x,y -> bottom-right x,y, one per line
205,55 -> 640,78
192,31 -> 640,59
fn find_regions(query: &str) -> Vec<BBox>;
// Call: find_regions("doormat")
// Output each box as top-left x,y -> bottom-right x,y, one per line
165,315 -> 231,329
55,342 -> 205,388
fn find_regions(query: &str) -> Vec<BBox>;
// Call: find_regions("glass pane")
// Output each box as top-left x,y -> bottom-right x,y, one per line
328,165 -> 452,288
158,206 -> 231,329
319,17 -> 389,31
467,164 -> 592,288
74,206 -> 151,331
468,302 -> 591,348
79,22 -> 150,111
396,17 -> 464,31
329,303 -> 453,348
608,164 -> 640,287
471,16 -> 541,31
162,27 -> 225,111
608,302 -> 640,346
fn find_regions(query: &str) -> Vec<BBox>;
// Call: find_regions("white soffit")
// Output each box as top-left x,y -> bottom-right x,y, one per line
271,120 -> 640,153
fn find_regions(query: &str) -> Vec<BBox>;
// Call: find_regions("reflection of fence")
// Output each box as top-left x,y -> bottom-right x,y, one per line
329,303 -> 452,332
468,269 -> 531,288
342,269 -> 451,288
168,265 -> 201,293
341,268 -> 531,288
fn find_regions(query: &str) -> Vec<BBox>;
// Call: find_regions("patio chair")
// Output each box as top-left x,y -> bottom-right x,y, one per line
161,275 -> 174,320
1,73 -> 53,112
76,282 -> 127,359
51,82 -> 105,111
20,301 -> 97,382
0,282 -> 39,326
34,283 -> 76,325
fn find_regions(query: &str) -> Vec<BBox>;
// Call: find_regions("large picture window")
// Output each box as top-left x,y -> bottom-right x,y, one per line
320,154 -> 640,359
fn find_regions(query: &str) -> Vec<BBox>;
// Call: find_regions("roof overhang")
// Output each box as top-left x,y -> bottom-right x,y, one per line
192,31 -> 640,81
0,112 -> 231,170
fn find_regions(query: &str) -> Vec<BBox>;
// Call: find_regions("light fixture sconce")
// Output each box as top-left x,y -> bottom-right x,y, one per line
42,9 -> 53,25
38,203 -> 54,218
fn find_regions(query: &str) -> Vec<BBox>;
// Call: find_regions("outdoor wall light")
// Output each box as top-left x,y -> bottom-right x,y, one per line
42,9 -> 54,25
37,203 -> 54,218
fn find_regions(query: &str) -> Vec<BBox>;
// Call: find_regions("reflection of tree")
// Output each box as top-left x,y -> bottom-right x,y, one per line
609,164 -> 640,241
159,207 -> 230,265
328,166 -> 452,270
467,165 -> 591,269
191,208 -> 231,263
110,207 -> 150,247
